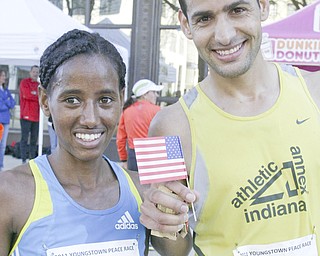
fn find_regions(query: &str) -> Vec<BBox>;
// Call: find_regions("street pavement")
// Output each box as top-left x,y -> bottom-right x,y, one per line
3,154 -> 23,170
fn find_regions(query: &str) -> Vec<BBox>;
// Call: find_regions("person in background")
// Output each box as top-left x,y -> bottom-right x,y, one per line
0,69 -> 16,171
116,79 -> 163,171
19,65 -> 40,163
0,29 -> 190,256
139,0 -> 320,255
47,115 -> 57,153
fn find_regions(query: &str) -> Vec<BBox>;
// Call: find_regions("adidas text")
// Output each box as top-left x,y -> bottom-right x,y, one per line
115,223 -> 138,230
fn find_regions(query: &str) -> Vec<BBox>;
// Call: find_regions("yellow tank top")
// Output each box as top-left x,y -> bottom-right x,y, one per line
180,64 -> 320,256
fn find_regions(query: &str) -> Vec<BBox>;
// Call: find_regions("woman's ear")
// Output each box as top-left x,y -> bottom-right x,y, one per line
38,85 -> 50,117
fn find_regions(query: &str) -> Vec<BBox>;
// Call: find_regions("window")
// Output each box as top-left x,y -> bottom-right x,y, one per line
159,29 -> 198,100
159,0 -> 199,100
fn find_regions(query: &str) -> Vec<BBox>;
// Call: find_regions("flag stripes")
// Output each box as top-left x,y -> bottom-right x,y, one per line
133,136 -> 188,184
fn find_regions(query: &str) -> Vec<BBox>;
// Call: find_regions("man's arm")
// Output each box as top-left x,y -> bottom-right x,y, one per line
151,231 -> 193,256
138,103 -> 197,255
20,79 -> 38,101
302,70 -> 320,109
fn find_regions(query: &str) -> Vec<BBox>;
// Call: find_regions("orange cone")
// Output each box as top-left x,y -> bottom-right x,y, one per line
0,123 -> 3,140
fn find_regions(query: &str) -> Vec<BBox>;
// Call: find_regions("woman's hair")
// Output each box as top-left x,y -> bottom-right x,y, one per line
40,29 -> 126,94
122,94 -> 137,111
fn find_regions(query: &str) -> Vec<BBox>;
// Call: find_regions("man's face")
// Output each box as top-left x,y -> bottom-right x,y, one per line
30,67 -> 40,82
179,0 -> 269,78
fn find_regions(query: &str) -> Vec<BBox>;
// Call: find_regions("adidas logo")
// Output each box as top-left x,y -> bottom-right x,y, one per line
115,211 -> 139,230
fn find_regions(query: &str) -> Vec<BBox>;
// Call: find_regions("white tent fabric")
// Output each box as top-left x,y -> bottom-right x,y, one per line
0,0 -> 129,155
0,0 -> 91,155
0,0 -> 92,66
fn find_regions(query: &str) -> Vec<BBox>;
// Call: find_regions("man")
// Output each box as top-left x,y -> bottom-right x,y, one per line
19,65 -> 40,163
140,0 -> 320,255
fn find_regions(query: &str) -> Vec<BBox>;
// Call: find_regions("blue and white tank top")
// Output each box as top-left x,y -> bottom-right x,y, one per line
10,155 -> 146,256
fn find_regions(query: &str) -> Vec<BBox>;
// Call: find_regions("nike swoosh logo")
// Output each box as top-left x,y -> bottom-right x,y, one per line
296,118 -> 310,125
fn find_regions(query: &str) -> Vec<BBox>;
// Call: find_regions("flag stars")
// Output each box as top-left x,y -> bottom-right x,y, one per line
165,136 -> 183,159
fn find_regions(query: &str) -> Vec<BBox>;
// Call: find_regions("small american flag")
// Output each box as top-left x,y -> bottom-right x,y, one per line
133,136 -> 188,184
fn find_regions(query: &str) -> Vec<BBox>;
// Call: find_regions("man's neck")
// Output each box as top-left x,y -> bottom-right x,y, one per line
200,62 -> 280,117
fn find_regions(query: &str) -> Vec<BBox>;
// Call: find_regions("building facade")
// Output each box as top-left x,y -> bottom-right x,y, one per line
1,0 -> 317,158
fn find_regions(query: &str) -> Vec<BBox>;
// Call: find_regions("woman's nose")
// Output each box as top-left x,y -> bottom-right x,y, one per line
80,102 -> 99,127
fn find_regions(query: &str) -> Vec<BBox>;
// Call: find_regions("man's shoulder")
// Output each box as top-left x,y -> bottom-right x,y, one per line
20,77 -> 39,86
20,77 -> 31,83
157,101 -> 183,119
150,101 -> 188,135
19,77 -> 31,86
301,70 -> 320,108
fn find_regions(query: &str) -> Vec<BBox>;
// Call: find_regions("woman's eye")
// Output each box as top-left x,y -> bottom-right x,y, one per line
65,97 -> 80,104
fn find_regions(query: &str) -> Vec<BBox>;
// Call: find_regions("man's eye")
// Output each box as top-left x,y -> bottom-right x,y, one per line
232,7 -> 245,14
65,97 -> 80,104
99,97 -> 112,104
201,16 -> 210,22
198,16 -> 211,23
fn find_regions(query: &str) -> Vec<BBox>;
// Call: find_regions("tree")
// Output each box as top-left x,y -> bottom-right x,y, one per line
51,0 -> 313,23
285,0 -> 309,10
161,0 -> 311,12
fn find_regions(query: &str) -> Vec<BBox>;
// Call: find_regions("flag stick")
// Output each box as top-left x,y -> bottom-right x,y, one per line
186,177 -> 197,222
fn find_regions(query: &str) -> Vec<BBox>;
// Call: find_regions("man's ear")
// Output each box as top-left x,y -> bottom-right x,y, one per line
178,9 -> 193,40
259,0 -> 270,22
38,85 -> 50,117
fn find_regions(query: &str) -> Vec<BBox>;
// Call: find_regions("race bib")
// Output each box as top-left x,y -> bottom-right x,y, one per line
233,234 -> 317,256
46,239 -> 139,256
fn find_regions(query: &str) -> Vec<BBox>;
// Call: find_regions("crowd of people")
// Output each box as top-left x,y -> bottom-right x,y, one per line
0,64 -> 57,170
0,0 -> 319,255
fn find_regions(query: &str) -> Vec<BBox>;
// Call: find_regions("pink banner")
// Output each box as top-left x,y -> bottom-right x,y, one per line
262,1 -> 320,68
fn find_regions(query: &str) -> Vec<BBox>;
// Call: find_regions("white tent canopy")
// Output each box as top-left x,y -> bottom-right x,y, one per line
0,0 -> 92,66
0,0 -> 129,155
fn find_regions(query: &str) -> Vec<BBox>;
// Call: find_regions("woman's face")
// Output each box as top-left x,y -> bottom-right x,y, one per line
0,71 -> 6,85
41,54 -> 124,162
144,90 -> 159,105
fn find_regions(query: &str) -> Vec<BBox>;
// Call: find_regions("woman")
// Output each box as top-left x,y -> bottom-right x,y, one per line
0,69 -> 16,171
0,29 -> 149,255
116,79 -> 163,171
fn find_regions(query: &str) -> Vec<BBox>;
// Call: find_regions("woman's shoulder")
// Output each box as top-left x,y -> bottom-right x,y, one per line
0,166 -> 35,203
0,165 -> 35,236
